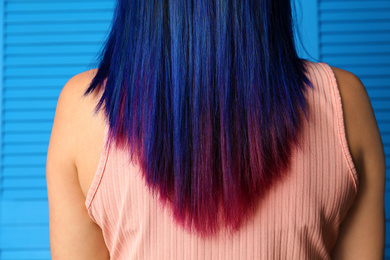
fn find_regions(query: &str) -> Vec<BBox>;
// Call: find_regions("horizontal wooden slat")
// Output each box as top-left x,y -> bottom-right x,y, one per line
3,155 -> 47,166
7,0 -> 109,2
2,190 -> 48,200
327,66 -> 390,77
6,2 -> 113,12
373,111 -> 390,122
0,226 -> 49,249
387,221 -> 390,246
5,66 -> 88,77
359,78 -> 390,88
366,89 -> 390,99
6,22 -> 109,34
3,122 -> 53,132
320,10 -> 390,22
3,177 -> 47,189
379,122 -> 390,134
1,201 -> 48,225
4,88 -> 60,99
321,21 -> 390,33
3,166 -> 45,178
5,54 -> 95,66
5,11 -> 112,23
7,0 -> 110,2
5,32 -> 107,44
386,186 -> 390,222
0,250 -> 50,260
3,132 -> 50,143
5,43 -> 103,55
321,55 -> 390,66
321,32 -> 390,44
4,77 -> 69,88
371,100 -> 390,111
4,111 -> 54,121
3,144 -> 49,154
382,141 -> 390,155
322,44 -> 390,55
320,1 -> 390,10
4,99 -> 57,110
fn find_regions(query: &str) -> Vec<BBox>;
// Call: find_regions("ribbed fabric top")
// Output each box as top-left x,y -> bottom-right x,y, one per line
85,61 -> 359,260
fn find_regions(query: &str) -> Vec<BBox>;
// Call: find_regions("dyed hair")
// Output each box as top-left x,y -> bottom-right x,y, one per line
84,0 -> 314,237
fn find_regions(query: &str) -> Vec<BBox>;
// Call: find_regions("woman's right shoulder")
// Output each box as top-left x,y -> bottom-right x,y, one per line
329,66 -> 386,258
330,66 -> 385,175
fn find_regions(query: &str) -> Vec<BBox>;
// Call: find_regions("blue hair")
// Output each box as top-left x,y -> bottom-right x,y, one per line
84,0 -> 314,237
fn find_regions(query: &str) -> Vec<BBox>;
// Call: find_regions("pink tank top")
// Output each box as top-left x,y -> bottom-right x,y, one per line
85,61 -> 359,259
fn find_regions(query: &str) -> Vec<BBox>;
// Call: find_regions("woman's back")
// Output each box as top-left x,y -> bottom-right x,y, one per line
47,57 -> 386,259
56,60 -> 383,259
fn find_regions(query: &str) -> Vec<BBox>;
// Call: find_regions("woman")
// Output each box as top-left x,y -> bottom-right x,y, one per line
46,0 -> 386,259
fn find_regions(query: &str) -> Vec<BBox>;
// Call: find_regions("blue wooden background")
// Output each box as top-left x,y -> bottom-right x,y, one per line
0,0 -> 388,259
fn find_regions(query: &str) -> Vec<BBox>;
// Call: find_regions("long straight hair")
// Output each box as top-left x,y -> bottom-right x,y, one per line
84,0 -> 314,237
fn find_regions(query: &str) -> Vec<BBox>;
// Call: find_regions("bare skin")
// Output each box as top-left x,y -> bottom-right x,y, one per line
46,66 -> 386,259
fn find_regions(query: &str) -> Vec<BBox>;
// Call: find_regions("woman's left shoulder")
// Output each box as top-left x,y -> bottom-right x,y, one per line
48,68 -> 107,194
46,69 -> 110,259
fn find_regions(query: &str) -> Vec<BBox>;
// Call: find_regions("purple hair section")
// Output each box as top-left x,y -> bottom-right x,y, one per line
84,0 -> 314,238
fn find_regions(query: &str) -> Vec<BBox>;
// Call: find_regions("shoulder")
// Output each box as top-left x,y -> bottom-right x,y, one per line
47,69 -> 101,171
328,66 -> 386,259
60,69 -> 99,100
53,68 -> 100,129
46,70 -> 110,258
329,66 -> 385,179
55,69 -> 99,119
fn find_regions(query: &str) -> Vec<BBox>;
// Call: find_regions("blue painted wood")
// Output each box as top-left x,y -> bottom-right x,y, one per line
5,44 -> 103,55
0,1 -> 4,259
0,251 -> 50,260
0,226 -> 49,249
4,77 -> 69,88
6,2 -> 114,12
386,181 -> 390,219
294,0 -> 320,61
3,122 -> 53,132
5,66 -> 92,77
3,178 -> 46,189
3,112 -> 54,121
322,43 -> 390,55
322,32 -> 390,44
322,21 -> 390,32
4,89 -> 60,99
320,10 -> 390,21
2,190 -> 48,200
6,55 -> 100,66
4,100 -> 57,110
320,1 -> 390,10
5,33 -> 108,44
6,22 -> 111,34
2,166 -> 45,178
323,55 -> 390,65
328,66 -> 390,77
1,201 -> 48,225
359,77 -> 390,88
3,155 -> 47,166
3,144 -> 49,154
6,12 -> 112,23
